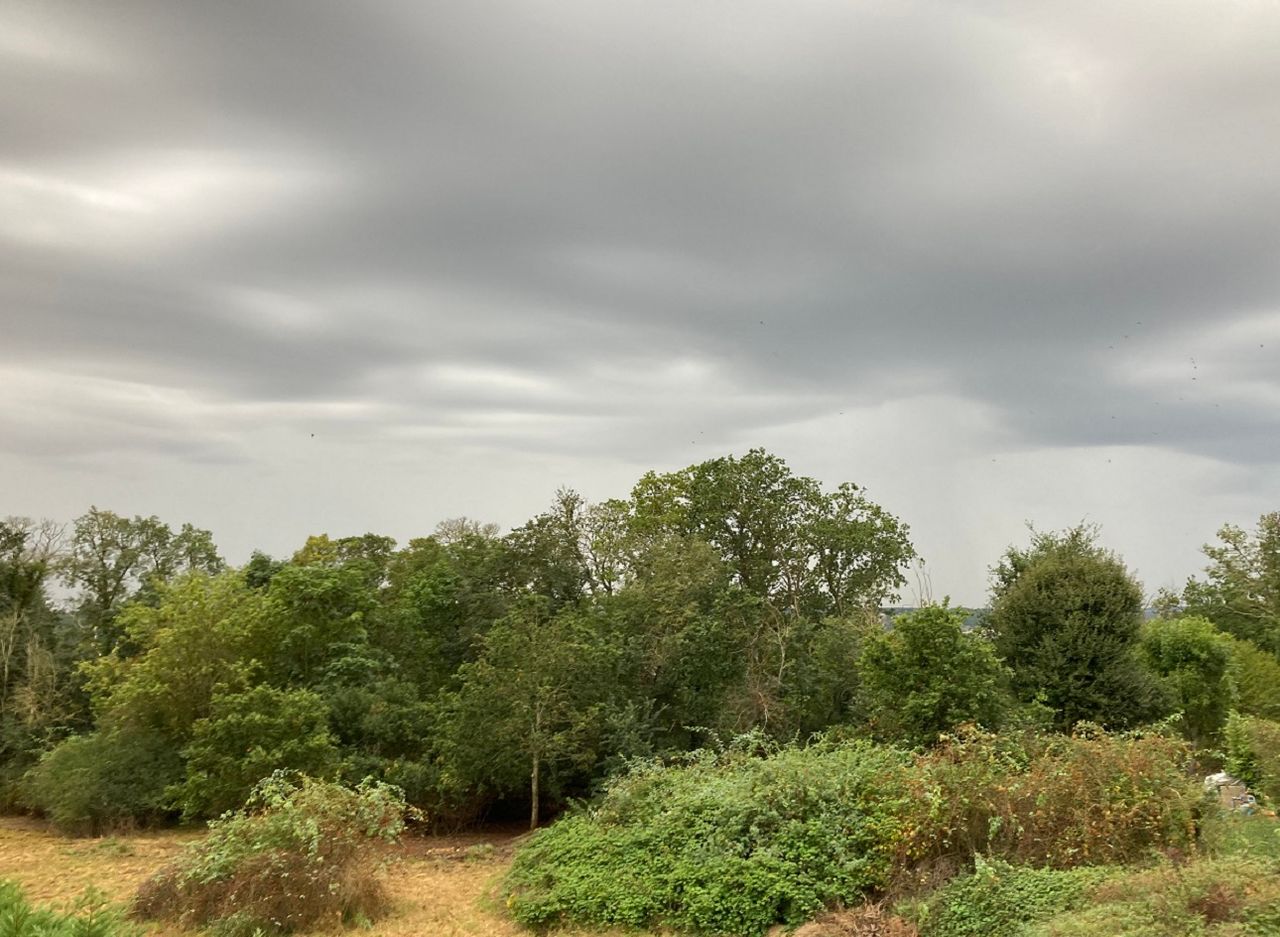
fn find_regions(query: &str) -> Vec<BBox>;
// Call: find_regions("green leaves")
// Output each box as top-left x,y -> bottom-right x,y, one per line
860,605 -> 1010,747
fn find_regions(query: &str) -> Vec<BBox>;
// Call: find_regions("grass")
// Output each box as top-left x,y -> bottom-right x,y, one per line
0,817 -> 646,937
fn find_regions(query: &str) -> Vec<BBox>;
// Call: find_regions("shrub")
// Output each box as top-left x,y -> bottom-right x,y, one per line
133,773 -> 409,936
23,728 -> 182,835
859,605 -> 1010,748
0,880 -> 143,937
503,737 -> 915,935
1223,712 -> 1280,804
172,684 -> 341,820
1019,854 -> 1280,936
504,728 -> 1202,935
910,858 -> 1112,937
898,727 -> 1201,879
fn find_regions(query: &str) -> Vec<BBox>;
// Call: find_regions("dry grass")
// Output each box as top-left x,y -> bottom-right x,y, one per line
0,817 -> 643,937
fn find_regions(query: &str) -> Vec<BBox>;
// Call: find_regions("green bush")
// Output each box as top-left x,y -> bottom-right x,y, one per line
133,773 -> 409,937
911,858 -> 1112,937
0,880 -> 143,937
1019,854 -> 1280,936
172,684 -> 341,820
899,727 -> 1202,876
505,729 -> 1203,935
1224,712 -> 1280,805
503,736 -> 915,935
23,728 -> 182,835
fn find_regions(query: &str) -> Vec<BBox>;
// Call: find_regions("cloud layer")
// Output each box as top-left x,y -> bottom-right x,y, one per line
3,0 -> 1278,601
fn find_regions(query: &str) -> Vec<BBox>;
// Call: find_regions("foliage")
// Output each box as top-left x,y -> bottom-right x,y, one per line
503,727 -> 1201,935
1182,511 -> 1280,655
1019,854 -> 1280,936
0,880 -> 143,937
987,525 -> 1166,731
898,727 -> 1200,878
859,605 -> 1010,747
910,858 -> 1112,937
1139,615 -> 1235,746
133,773 -> 409,936
503,738 -> 915,935
437,598 -> 643,828
1223,712 -> 1280,804
24,727 -> 182,835
1225,637 -> 1280,720
172,685 -> 341,820
62,508 -> 223,653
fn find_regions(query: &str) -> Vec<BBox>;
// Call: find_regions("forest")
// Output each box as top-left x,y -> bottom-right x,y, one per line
3,449 -> 1280,935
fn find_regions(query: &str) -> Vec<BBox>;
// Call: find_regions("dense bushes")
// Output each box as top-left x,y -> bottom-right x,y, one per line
133,774 -> 409,936
0,881 -> 142,937
911,859 -> 1111,937
898,727 -> 1200,878
503,728 -> 1202,935
23,728 -> 182,835
1224,712 -> 1280,804
504,738 -> 915,934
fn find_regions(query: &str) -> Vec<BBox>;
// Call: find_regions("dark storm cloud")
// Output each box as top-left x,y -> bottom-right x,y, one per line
3,0 -> 1279,470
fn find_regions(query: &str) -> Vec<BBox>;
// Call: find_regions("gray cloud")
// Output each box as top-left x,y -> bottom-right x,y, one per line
3,0 -> 1279,599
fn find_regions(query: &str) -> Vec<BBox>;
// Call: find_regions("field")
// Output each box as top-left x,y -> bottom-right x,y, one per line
0,817 -> 629,937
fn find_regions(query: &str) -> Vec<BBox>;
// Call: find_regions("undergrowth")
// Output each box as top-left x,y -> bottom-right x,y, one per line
502,728 -> 1202,935
132,772 -> 410,937
0,880 -> 142,937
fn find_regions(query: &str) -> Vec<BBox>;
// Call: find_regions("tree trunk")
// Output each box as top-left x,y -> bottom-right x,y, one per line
530,750 -> 540,830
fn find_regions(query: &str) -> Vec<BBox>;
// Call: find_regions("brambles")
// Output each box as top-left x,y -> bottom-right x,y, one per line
502,728 -> 1202,935
132,773 -> 410,937
898,727 -> 1201,879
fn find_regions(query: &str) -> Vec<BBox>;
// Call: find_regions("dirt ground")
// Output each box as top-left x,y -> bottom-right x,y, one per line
0,815 -> 613,937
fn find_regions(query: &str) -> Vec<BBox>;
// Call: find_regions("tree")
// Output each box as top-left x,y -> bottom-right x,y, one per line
1225,637 -> 1280,721
81,571 -> 265,743
174,684 -> 341,820
1183,512 -> 1280,655
62,508 -> 223,652
1139,615 -> 1234,746
859,604 -> 1010,746
439,599 -> 631,828
987,525 -> 1164,731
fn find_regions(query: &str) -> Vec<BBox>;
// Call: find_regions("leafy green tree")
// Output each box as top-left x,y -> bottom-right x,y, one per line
610,536 -> 751,745
62,508 -> 222,652
82,571 -> 264,744
988,526 -> 1164,731
257,563 -> 378,686
439,599 -> 634,828
174,684 -> 340,820
1139,615 -> 1234,746
1225,636 -> 1280,721
1183,512 -> 1280,655
859,604 -> 1010,746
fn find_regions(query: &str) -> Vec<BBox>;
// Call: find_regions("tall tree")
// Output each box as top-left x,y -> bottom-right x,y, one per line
62,508 -> 223,652
1183,512 -> 1280,655
987,525 -> 1164,731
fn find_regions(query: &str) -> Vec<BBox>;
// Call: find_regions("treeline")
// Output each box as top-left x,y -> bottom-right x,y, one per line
1,450 -> 1277,833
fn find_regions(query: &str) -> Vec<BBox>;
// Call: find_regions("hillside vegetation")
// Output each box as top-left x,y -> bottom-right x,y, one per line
2,452 -> 1279,934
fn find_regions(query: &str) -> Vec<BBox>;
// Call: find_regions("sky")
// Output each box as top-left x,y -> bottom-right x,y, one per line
2,0 -> 1278,605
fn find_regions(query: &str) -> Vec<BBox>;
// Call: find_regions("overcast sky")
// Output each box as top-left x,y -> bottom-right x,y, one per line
3,1 -> 1278,604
